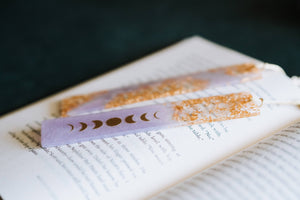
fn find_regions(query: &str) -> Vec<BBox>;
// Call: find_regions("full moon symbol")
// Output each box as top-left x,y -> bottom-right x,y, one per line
106,118 -> 122,126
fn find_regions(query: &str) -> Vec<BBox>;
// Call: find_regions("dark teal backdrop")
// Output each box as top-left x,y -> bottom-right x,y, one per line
0,0 -> 299,116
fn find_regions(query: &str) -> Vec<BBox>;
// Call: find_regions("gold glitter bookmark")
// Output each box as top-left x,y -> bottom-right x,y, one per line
61,63 -> 262,117
42,92 -> 261,147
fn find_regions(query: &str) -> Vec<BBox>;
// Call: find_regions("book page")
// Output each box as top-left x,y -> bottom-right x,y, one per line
153,121 -> 300,200
0,36 -> 300,200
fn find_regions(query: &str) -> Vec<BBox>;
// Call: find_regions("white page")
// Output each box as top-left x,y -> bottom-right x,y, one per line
0,36 -> 300,200
153,121 -> 300,200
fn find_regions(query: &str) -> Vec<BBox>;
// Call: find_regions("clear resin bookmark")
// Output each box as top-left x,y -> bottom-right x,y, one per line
61,63 -> 262,117
42,92 -> 260,147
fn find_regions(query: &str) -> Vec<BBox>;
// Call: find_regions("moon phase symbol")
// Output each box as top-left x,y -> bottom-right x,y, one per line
140,113 -> 150,121
79,122 -> 88,131
93,120 -> 103,129
68,124 -> 74,131
125,115 -> 136,123
106,117 -> 122,126
154,112 -> 159,119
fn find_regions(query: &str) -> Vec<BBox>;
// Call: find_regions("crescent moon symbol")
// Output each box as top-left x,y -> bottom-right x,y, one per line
68,124 -> 74,131
79,122 -> 88,131
140,113 -> 150,121
154,112 -> 159,119
93,120 -> 103,129
125,115 -> 136,123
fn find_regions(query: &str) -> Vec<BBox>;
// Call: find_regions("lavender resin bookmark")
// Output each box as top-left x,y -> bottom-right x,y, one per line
42,92 -> 260,147
61,63 -> 262,117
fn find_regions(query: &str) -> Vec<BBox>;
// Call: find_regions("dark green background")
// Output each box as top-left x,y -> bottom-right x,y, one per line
0,0 -> 299,116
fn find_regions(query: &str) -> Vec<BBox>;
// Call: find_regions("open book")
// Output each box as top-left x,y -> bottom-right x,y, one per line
0,36 -> 300,200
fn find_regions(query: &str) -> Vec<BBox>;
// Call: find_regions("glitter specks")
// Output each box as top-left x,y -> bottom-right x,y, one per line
172,92 -> 260,125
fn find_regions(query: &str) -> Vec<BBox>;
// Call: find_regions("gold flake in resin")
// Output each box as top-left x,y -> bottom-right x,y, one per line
60,91 -> 107,117
172,92 -> 260,125
104,77 -> 208,108
225,63 -> 261,76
